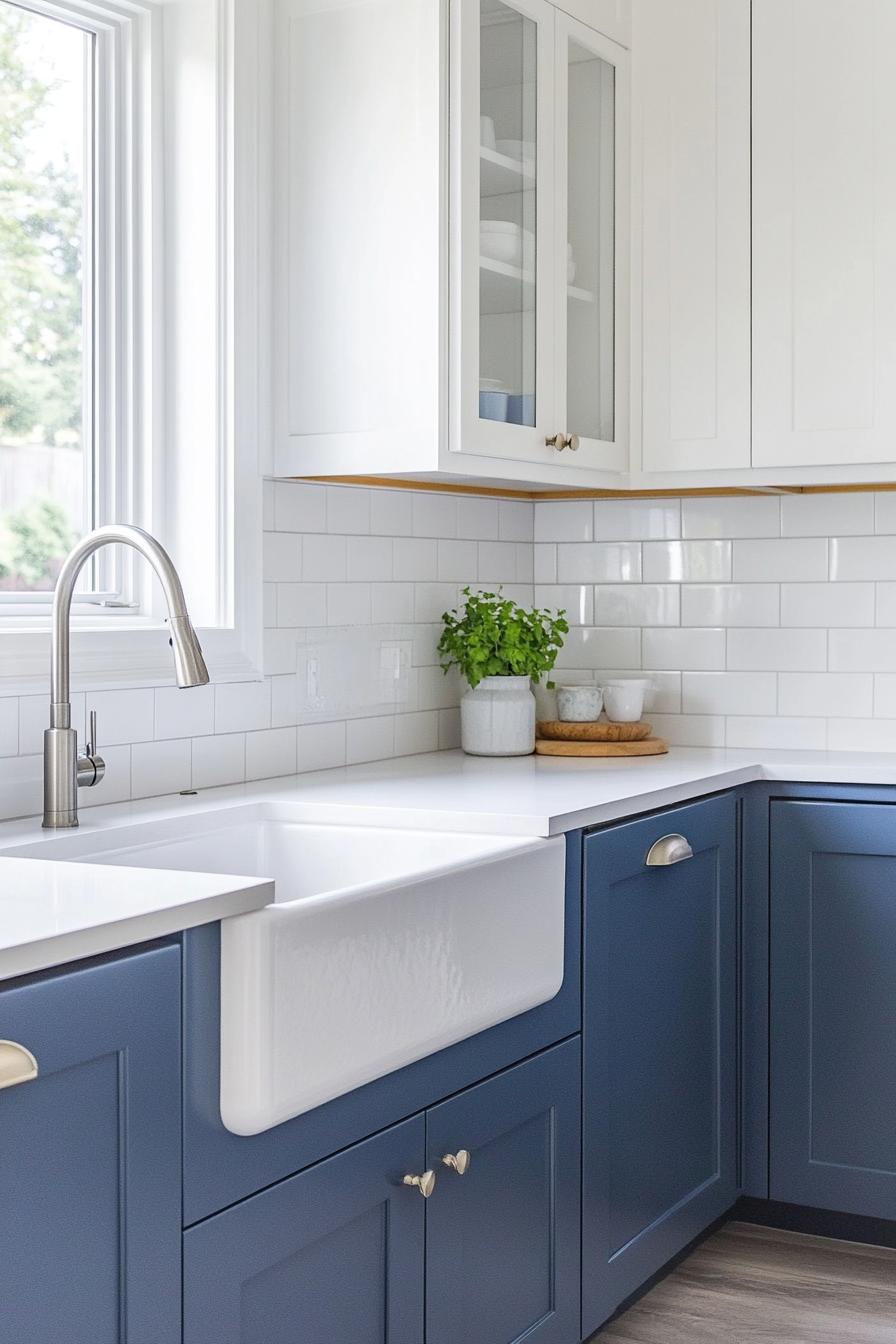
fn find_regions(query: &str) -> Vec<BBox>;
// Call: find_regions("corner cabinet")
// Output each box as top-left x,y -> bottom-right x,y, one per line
271,0 -> 629,488
184,1040 -> 581,1344
770,800 -> 896,1221
0,946 -> 182,1344
581,794 -> 738,1336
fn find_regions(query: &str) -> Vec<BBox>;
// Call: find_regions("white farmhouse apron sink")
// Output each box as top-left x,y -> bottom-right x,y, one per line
8,803 -> 566,1135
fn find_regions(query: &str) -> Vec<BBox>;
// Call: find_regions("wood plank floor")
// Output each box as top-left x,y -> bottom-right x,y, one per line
592,1221 -> 896,1343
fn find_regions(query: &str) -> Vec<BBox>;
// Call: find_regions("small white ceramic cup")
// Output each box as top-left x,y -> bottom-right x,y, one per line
556,684 -> 603,722
602,679 -> 651,724
480,115 -> 497,150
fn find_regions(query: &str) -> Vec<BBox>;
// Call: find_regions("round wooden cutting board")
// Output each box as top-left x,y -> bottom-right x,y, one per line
535,737 -> 668,758
536,720 -> 651,743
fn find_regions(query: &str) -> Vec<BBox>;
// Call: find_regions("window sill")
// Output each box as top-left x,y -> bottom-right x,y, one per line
0,620 -> 262,698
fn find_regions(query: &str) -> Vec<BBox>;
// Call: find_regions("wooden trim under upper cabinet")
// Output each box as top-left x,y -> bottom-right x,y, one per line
298,475 -> 896,501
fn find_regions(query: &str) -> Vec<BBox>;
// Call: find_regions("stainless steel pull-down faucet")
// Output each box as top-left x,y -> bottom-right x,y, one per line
43,525 -> 209,829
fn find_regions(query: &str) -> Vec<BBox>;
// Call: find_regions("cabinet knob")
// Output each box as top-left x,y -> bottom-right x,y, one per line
645,833 -> 694,867
442,1149 -> 471,1176
545,433 -> 580,452
0,1041 -> 39,1091
403,1169 -> 436,1198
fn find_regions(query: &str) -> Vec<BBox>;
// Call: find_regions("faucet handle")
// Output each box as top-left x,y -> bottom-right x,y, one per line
86,709 -> 98,757
77,709 -> 105,789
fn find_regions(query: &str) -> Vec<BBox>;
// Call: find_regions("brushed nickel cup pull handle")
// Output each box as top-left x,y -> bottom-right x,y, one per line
0,1041 -> 39,1091
645,834 -> 694,867
403,1169 -> 436,1198
442,1149 -> 470,1176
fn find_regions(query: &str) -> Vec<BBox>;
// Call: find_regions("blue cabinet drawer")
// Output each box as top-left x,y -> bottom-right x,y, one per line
582,793 -> 739,1334
0,944 -> 182,1344
770,799 -> 896,1219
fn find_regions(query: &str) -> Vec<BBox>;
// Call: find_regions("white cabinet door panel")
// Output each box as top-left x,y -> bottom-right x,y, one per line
636,0 -> 751,474
752,0 -> 896,468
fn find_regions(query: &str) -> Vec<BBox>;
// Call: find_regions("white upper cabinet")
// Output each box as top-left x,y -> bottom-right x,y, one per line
752,0 -> 896,470
271,0 -> 630,487
633,0 -> 750,476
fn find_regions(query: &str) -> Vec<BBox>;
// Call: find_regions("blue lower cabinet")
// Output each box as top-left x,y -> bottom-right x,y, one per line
770,800 -> 896,1219
0,944 -> 182,1344
425,1038 -> 581,1344
582,794 -> 739,1335
183,1114 -> 426,1344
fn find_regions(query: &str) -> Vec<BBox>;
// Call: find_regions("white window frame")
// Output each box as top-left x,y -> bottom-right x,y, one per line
0,0 -> 265,693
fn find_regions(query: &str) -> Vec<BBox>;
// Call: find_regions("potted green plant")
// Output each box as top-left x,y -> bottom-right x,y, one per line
438,588 -> 568,756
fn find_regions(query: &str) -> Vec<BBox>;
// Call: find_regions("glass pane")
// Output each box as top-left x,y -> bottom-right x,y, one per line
0,2 -> 91,592
567,39 -> 614,442
479,0 -> 536,428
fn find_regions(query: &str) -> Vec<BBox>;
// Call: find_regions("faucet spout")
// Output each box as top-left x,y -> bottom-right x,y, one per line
44,525 -> 209,827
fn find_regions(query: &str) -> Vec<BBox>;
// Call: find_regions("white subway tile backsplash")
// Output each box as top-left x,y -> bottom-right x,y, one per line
595,584 -> 680,627
643,540 -> 731,583
192,733 -> 245,790
263,530 -> 302,581
830,535 -> 896,581
347,536 -> 393,582
727,628 -> 827,672
263,628 -> 299,676
651,713 -> 725,747
214,679 -> 271,734
479,540 -> 525,583
303,533 -> 347,582
88,689 -> 155,746
394,710 -> 439,757
643,628 -> 725,671
498,500 -> 534,542
154,684 -> 215,740
874,493 -> 896,534
278,583 -> 327,628
827,718 -> 896,752
0,700 -> 16,757
558,542 -> 641,584
327,583 -> 372,627
296,721 -> 346,772
437,539 -> 472,582
779,673 -> 872,719
594,498 -> 680,541
131,738 -> 192,798
875,583 -> 896,626
457,496 -> 500,540
733,538 -> 828,582
830,628 -> 896,672
534,500 -> 593,543
413,493 -> 457,538
246,727 -> 298,781
781,492 -> 874,537
371,582 -> 415,624
370,489 -> 413,536
414,582 -> 459,625
394,537 -> 438,582
271,674 -> 299,728
534,544 -> 557,583
872,675 -> 896,717
781,582 -> 874,629
681,496 -> 780,539
681,584 -> 779,628
682,672 -> 777,716
725,716 -> 826,750
326,486 -> 371,534
535,585 -> 593,626
347,715 -> 395,765
274,481 -> 324,533
555,627 -> 642,670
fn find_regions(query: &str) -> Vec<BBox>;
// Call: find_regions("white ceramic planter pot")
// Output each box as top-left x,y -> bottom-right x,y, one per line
461,675 -> 536,757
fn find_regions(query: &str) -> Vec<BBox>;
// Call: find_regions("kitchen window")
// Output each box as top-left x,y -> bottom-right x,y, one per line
0,0 -> 265,690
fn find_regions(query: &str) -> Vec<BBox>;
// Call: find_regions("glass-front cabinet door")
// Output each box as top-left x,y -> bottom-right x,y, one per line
452,0 -> 628,474
453,0 -> 557,464
555,11 -> 628,473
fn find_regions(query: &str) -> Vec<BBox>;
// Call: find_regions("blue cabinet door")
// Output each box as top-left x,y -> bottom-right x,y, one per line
582,794 -> 739,1335
183,1114 -> 425,1344
425,1038 -> 581,1344
770,800 -> 896,1219
0,944 -> 181,1344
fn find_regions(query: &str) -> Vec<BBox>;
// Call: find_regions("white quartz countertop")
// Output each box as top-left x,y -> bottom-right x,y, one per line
3,744 -> 896,980
0,858 -> 273,981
